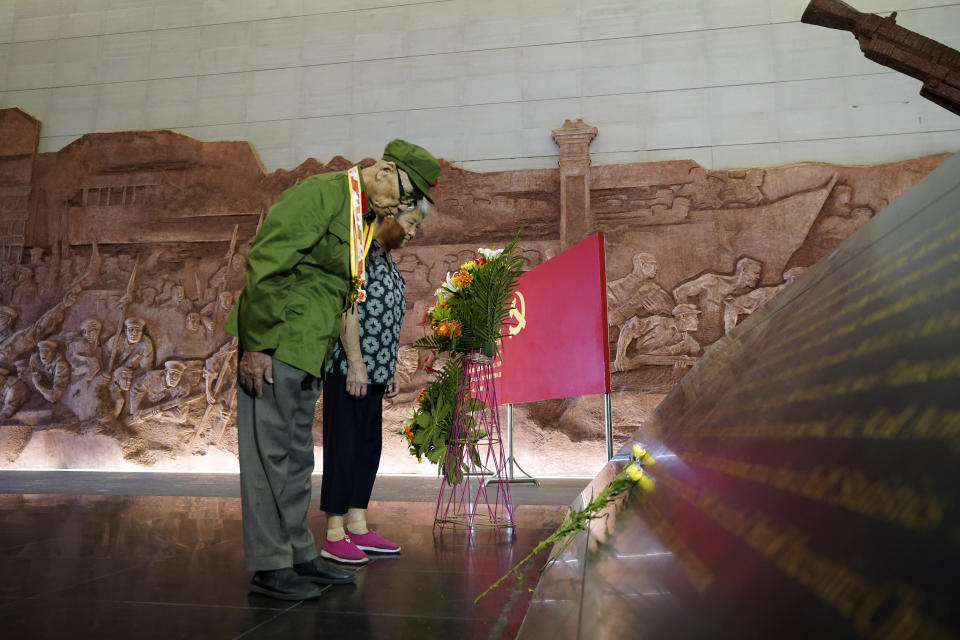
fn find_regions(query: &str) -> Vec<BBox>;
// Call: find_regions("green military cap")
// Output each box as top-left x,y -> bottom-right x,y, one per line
382,139 -> 442,203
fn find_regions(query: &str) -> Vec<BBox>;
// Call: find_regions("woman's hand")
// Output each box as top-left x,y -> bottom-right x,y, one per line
346,360 -> 367,399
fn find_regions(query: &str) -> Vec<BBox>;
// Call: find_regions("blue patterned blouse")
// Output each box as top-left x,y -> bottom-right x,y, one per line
326,239 -> 406,385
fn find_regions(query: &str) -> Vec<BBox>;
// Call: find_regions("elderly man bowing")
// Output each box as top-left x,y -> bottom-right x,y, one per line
225,139 -> 441,601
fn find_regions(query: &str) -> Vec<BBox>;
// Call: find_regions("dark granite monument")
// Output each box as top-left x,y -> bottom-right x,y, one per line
518,151 -> 960,639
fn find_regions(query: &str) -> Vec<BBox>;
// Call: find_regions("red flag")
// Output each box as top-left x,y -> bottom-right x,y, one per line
494,232 -> 610,404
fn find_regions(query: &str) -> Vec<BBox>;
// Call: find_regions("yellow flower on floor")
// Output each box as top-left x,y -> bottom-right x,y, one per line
632,444 -> 656,466
637,473 -> 655,492
625,463 -> 656,492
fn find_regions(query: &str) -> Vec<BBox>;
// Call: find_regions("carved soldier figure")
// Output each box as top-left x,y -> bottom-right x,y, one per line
103,366 -> 133,421
129,360 -> 187,416
203,339 -> 238,405
0,287 -> 80,364
0,306 -> 18,343
184,312 -> 213,336
614,304 -> 702,372
29,340 -> 71,404
11,266 -> 38,306
201,291 -> 234,330
138,286 -> 159,307
673,257 -> 762,343
208,253 -> 245,294
67,318 -> 104,380
98,256 -> 126,288
724,266 -> 808,334
0,363 -> 30,420
817,184 -> 875,240
677,167 -> 726,210
160,284 -> 195,314
607,253 -> 676,328
0,264 -> 16,302
103,317 -> 155,374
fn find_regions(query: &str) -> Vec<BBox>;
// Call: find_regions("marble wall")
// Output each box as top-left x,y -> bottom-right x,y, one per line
2,0 -> 959,174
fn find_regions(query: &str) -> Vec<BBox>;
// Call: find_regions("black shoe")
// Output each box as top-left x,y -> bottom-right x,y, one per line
249,567 -> 324,600
293,557 -> 357,585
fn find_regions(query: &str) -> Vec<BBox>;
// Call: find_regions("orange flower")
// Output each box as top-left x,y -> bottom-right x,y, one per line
404,424 -> 414,442
451,270 -> 473,289
416,388 -> 427,403
433,319 -> 463,338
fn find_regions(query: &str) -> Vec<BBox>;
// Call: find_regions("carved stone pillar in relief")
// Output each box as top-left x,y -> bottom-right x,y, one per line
552,119 -> 598,250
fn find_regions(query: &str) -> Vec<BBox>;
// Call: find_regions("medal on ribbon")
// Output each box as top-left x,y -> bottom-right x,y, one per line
347,166 -> 375,304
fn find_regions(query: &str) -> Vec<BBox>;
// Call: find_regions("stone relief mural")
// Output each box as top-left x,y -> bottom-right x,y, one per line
0,107 -> 949,475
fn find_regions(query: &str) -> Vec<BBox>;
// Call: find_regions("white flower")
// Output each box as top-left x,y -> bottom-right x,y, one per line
478,247 -> 504,261
443,271 -> 461,292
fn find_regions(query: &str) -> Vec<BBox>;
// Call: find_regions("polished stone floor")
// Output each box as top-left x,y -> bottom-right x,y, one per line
0,473 -> 581,640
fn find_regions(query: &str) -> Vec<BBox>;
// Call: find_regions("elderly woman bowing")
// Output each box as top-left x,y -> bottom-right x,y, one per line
319,200 -> 428,564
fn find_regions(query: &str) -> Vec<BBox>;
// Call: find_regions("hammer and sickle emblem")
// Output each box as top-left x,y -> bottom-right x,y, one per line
506,291 -> 527,337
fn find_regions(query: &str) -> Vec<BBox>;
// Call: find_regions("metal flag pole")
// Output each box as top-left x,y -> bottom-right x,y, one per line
487,403 -> 538,486
605,392 -> 613,460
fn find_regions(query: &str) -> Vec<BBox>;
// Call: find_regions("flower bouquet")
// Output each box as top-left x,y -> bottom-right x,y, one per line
401,237 -> 524,484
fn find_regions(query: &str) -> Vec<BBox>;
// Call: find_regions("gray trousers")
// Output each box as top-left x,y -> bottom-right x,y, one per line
236,357 -> 321,572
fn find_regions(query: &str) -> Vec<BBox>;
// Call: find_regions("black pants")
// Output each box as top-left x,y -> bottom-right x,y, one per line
320,371 -> 387,514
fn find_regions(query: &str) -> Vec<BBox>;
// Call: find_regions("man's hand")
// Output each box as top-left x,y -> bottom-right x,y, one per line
346,360 -> 367,399
238,351 -> 273,397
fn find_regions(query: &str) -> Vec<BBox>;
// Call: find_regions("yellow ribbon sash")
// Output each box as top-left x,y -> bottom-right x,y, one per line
347,166 -> 375,303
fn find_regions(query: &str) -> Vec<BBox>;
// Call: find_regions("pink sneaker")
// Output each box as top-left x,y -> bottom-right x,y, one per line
349,530 -> 401,555
320,535 -> 369,565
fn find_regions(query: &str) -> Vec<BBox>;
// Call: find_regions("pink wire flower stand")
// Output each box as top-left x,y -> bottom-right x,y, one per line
434,352 -> 516,534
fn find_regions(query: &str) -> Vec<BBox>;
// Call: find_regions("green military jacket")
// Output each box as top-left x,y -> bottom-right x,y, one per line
225,171 -> 361,378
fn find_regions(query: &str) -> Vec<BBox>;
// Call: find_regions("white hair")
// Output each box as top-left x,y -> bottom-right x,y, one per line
405,197 -> 432,219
